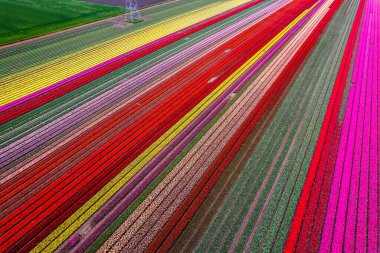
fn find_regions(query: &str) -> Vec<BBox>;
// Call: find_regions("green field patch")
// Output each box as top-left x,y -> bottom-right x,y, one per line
0,0 -> 123,45
124,18 -> 143,23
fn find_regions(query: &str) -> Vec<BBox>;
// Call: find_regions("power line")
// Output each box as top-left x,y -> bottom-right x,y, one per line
125,0 -> 141,22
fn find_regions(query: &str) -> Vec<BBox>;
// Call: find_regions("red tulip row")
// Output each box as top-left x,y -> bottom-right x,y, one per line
146,0 -> 346,251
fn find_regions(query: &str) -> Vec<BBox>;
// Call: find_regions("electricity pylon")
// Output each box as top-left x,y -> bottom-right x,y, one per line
125,0 -> 141,22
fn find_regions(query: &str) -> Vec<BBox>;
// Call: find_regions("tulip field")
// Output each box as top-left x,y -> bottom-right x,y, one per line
0,0 -> 378,252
